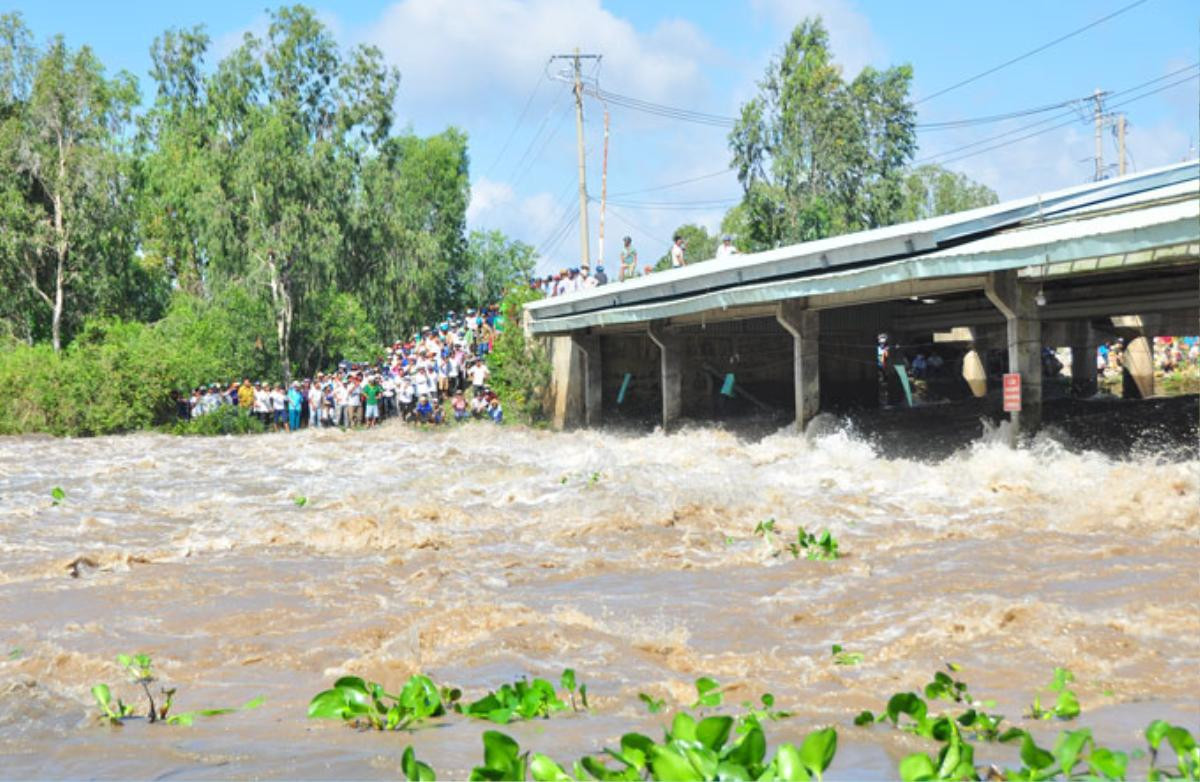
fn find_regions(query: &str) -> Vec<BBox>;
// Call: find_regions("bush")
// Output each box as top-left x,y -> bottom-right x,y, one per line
170,406 -> 266,436
486,287 -> 551,423
0,287 -> 277,436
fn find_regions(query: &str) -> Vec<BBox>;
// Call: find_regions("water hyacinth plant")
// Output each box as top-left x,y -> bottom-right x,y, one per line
307,674 -> 460,730
92,653 -> 262,726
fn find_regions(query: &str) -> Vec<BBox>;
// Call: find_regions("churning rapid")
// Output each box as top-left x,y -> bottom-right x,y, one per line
0,421 -> 1197,779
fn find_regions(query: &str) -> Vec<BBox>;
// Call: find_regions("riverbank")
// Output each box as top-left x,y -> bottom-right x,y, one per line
0,421 -> 1196,778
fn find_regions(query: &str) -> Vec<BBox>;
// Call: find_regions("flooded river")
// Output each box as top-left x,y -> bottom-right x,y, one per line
0,421 -> 1197,779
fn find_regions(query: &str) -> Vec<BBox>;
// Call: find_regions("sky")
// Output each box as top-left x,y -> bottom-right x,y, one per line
11,0 -> 1199,275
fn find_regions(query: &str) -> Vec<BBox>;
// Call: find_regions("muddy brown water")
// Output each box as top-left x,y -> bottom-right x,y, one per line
0,420 -> 1197,779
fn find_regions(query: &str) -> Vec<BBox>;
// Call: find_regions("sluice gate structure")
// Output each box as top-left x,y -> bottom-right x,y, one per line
526,161 -> 1200,441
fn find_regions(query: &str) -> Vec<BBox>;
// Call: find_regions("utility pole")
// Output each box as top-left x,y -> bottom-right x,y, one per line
599,107 -> 609,266
550,49 -> 601,268
1117,113 -> 1127,176
1092,89 -> 1105,181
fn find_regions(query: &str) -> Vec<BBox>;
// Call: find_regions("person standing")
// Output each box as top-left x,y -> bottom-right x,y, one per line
237,378 -> 255,412
670,235 -> 686,268
715,235 -> 739,260
287,382 -> 303,431
307,379 -> 324,428
620,236 -> 638,281
363,376 -> 381,428
594,265 -> 608,285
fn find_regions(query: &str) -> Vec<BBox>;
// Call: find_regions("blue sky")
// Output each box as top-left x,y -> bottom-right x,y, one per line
11,0 -> 1198,274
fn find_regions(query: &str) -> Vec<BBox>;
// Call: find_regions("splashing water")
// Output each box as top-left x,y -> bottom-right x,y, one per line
0,421 -> 1196,778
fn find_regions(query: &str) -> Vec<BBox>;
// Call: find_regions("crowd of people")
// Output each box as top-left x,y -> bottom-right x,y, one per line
174,307 -> 508,431
531,234 -> 743,297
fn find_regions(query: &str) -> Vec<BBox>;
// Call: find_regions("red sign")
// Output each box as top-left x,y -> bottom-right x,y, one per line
1003,373 -> 1021,412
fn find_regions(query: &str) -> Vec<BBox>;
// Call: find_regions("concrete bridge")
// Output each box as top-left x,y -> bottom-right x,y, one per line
526,161 -> 1200,441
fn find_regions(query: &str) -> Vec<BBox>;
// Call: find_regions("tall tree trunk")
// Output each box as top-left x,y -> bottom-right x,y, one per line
266,251 -> 293,383
51,131 -> 67,353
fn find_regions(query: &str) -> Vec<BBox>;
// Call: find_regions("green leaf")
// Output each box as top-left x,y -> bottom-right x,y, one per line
798,728 -> 837,779
1054,728 -> 1092,775
1020,733 -> 1055,771
293,496 -> 307,507
1088,747 -> 1128,780
561,669 -> 576,693
1147,719 -> 1172,750
853,710 -> 875,727
670,712 -> 698,743
51,486 -> 65,504
308,688 -> 352,720
1049,667 -> 1074,693
693,677 -> 722,708
695,716 -> 733,752
897,753 -> 936,782
647,745 -> 703,782
773,744 -> 812,782
886,692 -> 927,726
725,724 -> 766,771
1053,689 -> 1080,720
481,730 -> 523,778
402,746 -> 437,781
638,693 -> 665,714
531,753 -> 572,782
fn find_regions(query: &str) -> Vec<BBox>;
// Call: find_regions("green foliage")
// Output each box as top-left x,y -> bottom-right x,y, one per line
0,288 -> 276,436
307,674 -> 461,731
691,677 -> 723,709
787,528 -> 839,561
293,496 -> 307,507
639,693 -> 666,714
897,165 -> 999,222
93,653 -> 261,726
1145,720 -> 1198,780
460,229 -> 537,309
487,286 -> 551,423
464,674 -> 570,724
402,745 -> 438,782
171,406 -> 266,436
830,645 -> 863,666
1028,668 -> 1081,721
50,486 -> 65,506
857,669 -> 1006,743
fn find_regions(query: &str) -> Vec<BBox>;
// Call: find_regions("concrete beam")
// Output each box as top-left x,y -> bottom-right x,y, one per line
571,334 -> 602,428
775,300 -> 820,430
647,321 -> 683,431
985,271 -> 1043,443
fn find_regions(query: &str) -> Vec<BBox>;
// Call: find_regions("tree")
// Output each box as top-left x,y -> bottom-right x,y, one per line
459,229 -> 536,308
729,18 -> 916,249
0,15 -> 143,350
655,223 -> 719,271
898,164 -> 998,221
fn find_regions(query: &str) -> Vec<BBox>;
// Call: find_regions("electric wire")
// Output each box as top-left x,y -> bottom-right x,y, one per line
913,0 -> 1152,105
607,168 -> 736,198
917,62 -> 1198,165
483,60 -> 550,178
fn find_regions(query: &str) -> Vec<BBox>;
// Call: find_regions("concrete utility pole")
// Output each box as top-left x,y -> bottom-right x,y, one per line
550,49 -> 601,268
1092,89 -> 1105,181
599,107 -> 609,266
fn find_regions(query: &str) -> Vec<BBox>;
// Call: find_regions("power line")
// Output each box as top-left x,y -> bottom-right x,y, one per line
607,168 -> 735,198
914,0 -> 1152,105
483,60 -> 550,178
916,100 -> 1077,130
506,90 -> 572,183
931,71 -> 1199,168
918,62 -> 1198,165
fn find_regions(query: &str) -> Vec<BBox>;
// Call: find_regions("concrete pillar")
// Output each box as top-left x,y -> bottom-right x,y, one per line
550,336 -> 584,430
985,272 -> 1043,443
1068,322 -> 1097,398
647,321 -> 683,431
1123,334 -> 1155,399
775,300 -> 820,430
571,334 -> 602,427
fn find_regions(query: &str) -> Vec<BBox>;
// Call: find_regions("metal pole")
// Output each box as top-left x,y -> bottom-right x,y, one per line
1093,89 -> 1104,181
572,49 -> 591,268
599,107 -> 609,267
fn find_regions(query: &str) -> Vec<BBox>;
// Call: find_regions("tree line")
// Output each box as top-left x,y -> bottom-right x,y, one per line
0,5 -> 535,381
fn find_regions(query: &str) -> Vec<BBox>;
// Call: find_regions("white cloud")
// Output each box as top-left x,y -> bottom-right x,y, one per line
364,0 -> 714,115
467,177 -> 516,222
748,0 -> 884,75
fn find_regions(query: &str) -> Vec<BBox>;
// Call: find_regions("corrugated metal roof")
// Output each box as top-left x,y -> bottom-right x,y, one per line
526,159 -> 1199,327
529,189 -> 1198,335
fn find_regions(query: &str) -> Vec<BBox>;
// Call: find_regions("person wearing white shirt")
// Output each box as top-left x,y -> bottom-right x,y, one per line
670,235 -> 686,267
715,235 -> 739,260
